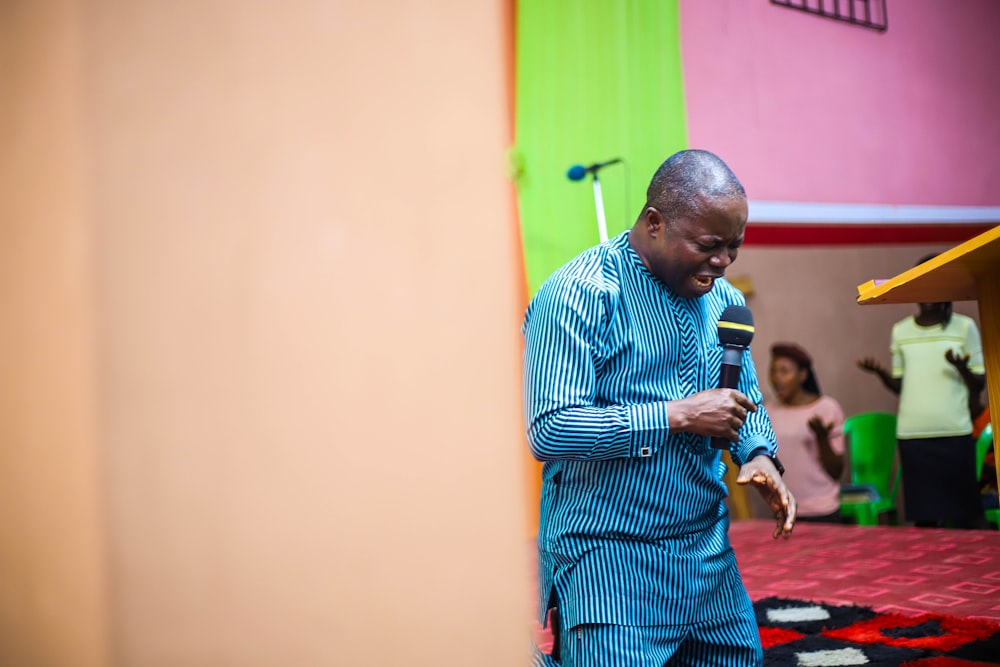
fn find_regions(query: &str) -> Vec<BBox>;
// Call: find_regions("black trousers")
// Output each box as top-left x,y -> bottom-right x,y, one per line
898,435 -> 983,525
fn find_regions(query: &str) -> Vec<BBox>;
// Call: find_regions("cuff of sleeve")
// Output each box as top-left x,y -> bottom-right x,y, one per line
628,402 -> 670,458
732,434 -> 773,466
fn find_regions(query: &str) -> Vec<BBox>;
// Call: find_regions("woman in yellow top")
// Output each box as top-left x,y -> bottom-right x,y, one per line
858,282 -> 986,528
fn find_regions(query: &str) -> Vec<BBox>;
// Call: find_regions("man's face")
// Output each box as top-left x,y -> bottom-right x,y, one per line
644,195 -> 747,299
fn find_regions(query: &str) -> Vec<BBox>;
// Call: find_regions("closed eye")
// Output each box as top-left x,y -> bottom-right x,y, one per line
696,237 -> 743,253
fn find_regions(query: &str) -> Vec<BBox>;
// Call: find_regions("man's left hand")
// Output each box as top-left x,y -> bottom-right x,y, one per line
735,456 -> 797,539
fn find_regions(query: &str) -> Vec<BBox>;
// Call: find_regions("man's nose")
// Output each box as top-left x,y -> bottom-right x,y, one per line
709,249 -> 734,268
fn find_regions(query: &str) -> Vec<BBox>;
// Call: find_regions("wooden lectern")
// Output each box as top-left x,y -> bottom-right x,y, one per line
856,225 -> 1000,489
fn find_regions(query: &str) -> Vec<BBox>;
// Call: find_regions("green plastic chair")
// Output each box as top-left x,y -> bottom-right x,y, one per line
840,412 -> 900,526
974,423 -> 1000,530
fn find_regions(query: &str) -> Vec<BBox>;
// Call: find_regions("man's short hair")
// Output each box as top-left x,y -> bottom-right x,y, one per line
646,149 -> 745,223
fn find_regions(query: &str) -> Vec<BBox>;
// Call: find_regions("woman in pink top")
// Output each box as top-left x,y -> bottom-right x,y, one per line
768,343 -> 846,523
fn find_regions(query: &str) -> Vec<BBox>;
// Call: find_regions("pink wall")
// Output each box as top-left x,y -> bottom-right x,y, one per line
678,3 -> 994,518
679,0 -> 1000,205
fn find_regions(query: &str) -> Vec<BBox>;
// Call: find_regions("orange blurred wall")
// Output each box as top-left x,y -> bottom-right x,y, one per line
0,1 -> 109,665
0,1 -> 529,665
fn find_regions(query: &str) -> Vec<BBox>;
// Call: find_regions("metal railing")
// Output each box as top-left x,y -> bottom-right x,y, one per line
771,0 -> 888,33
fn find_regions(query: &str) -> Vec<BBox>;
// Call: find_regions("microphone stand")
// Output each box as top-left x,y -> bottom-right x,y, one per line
591,172 -> 609,243
569,159 -> 621,243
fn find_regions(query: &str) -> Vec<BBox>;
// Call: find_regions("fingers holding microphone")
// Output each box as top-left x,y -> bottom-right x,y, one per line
670,388 -> 756,442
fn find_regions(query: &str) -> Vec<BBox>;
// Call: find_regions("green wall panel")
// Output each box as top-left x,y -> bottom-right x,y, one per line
514,0 -> 689,294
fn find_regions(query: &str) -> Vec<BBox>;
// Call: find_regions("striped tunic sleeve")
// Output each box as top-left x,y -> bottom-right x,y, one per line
523,271 -> 670,461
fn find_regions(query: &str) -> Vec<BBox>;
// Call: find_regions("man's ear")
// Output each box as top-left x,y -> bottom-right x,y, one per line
644,207 -> 664,237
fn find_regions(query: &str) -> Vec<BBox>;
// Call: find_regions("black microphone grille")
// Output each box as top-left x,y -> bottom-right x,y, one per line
717,305 -> 754,347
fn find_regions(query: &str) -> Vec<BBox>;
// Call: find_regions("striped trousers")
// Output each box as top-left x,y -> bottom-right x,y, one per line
533,613 -> 762,667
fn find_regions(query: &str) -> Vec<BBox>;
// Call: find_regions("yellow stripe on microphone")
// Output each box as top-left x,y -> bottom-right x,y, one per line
718,322 -> 755,333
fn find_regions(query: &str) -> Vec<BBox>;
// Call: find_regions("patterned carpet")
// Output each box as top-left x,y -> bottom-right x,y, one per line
731,519 -> 1000,623
755,596 -> 1000,666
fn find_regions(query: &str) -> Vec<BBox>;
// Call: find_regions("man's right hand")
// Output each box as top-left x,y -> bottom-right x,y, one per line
668,388 -> 756,442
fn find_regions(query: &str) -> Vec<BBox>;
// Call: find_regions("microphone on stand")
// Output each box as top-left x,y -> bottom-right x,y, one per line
710,305 -> 755,450
566,158 -> 623,181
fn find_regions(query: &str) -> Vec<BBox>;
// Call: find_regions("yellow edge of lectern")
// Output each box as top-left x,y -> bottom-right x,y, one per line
856,225 -> 1000,306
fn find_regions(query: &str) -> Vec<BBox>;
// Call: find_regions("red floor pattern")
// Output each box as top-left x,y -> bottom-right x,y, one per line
730,519 -> 1000,623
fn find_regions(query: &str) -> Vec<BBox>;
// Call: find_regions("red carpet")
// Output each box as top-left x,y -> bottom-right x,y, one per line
731,520 -> 1000,623
754,596 -> 1000,665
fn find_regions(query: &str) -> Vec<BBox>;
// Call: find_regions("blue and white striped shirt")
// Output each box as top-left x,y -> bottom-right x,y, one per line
522,231 -> 778,629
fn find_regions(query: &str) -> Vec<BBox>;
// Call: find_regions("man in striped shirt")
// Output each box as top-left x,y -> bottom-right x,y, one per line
523,150 -> 796,666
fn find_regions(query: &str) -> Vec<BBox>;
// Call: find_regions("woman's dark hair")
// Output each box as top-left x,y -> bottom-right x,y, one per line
936,302 -> 954,327
915,253 -> 953,326
771,342 -> 822,396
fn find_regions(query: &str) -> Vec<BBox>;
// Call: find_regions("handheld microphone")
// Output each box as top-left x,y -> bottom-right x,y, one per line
567,158 -> 623,181
710,305 -> 755,450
